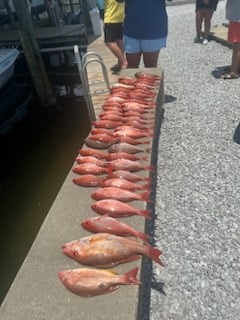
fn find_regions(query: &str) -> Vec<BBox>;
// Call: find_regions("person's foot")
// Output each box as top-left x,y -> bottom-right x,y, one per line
203,39 -> 208,45
194,36 -> 202,43
221,72 -> 239,80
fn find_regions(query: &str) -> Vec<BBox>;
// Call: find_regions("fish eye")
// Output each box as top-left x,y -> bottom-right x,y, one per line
98,283 -> 105,289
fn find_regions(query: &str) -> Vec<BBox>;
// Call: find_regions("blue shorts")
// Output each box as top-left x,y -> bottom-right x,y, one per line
124,35 -> 167,53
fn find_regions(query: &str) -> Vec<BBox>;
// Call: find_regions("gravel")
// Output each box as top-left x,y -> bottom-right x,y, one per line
145,1 -> 240,320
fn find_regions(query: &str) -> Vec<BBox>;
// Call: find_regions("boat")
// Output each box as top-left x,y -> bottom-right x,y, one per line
0,48 -> 19,90
0,79 -> 32,135
0,48 -> 32,135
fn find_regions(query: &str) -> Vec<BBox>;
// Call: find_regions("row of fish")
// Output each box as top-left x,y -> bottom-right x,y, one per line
58,72 -> 164,298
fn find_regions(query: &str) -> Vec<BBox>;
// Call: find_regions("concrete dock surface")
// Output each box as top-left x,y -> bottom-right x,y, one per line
1,1 -> 240,320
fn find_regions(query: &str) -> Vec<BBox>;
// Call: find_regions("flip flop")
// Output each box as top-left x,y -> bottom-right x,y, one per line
110,64 -> 121,71
221,72 -> 239,80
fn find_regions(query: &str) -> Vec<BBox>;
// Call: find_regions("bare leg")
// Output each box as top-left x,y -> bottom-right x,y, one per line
196,9 -> 204,38
126,52 -> 141,68
142,51 -> 160,68
231,43 -> 240,74
203,9 -> 214,40
105,41 -> 126,68
116,39 -> 128,67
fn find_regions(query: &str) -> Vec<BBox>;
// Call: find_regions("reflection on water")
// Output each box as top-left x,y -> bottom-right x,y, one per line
0,95 -> 91,304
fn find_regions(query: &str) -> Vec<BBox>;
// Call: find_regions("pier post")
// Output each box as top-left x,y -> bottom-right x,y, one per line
12,0 -> 56,107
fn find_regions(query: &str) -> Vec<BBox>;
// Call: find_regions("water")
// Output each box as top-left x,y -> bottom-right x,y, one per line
0,93 -> 91,304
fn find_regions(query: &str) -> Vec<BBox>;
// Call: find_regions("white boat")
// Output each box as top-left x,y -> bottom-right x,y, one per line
0,48 -> 19,90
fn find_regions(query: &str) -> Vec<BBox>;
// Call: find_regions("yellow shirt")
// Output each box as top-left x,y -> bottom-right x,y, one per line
104,0 -> 125,23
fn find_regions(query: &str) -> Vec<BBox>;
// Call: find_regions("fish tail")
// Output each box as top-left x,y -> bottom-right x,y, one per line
123,267 -> 141,285
140,191 -> 151,202
147,247 -> 164,267
136,231 -> 150,243
142,182 -> 151,190
146,165 -> 154,172
138,209 -> 152,220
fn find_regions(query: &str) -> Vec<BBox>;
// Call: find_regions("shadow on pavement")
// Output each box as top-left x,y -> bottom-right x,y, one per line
233,122 -> 240,144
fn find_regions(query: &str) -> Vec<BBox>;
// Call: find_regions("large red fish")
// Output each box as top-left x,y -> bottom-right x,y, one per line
72,163 -> 109,175
58,267 -> 141,297
91,128 -> 114,136
62,233 -> 164,267
86,134 -> 119,144
107,159 -> 153,172
79,148 -> 107,159
113,127 -> 153,139
101,177 -> 149,191
118,136 -> 150,146
91,199 -> 151,219
91,187 -> 151,202
106,152 -> 148,161
93,120 -> 122,129
108,142 -> 147,154
108,170 -> 151,183
73,175 -> 104,187
118,76 -> 136,86
75,156 -> 106,166
81,216 -> 150,242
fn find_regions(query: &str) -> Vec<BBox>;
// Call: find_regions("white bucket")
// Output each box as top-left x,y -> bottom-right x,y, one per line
89,8 -> 102,36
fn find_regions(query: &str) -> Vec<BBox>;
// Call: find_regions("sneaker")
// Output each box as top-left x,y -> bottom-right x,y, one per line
194,36 -> 202,43
203,39 -> 208,45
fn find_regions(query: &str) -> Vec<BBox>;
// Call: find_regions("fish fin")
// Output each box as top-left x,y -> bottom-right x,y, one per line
123,267 -> 141,285
147,165 -> 154,172
136,231 -> 150,243
140,191 -> 151,202
138,209 -> 152,220
147,247 -> 164,267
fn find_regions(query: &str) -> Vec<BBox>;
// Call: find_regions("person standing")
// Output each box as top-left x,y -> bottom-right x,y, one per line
104,0 -> 127,72
221,0 -> 240,79
194,0 -> 219,45
116,0 -> 168,68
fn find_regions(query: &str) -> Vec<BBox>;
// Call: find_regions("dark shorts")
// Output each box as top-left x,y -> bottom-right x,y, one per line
196,0 -> 218,11
104,23 -> 123,42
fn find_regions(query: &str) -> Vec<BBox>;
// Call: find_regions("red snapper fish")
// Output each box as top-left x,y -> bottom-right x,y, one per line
86,134 -> 119,144
81,215 -> 150,242
93,120 -> 122,129
58,267 -> 141,297
62,233 -> 164,267
108,142 -> 147,154
91,187 -> 151,202
106,152 -> 148,161
79,148 -> 107,159
91,199 -> 151,219
73,175 -> 104,187
101,177 -> 149,191
75,156 -> 106,166
107,158 -> 153,172
118,136 -> 150,146
91,128 -> 114,136
113,127 -> 153,139
108,170 -> 151,183
72,163 -> 109,175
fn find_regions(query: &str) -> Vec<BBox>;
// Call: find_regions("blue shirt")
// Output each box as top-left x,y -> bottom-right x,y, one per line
123,0 -> 168,39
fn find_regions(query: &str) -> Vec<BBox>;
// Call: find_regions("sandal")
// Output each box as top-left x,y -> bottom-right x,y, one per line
221,72 -> 239,80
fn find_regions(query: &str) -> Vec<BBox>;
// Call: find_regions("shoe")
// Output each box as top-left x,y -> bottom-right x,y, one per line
221,72 -> 239,80
194,36 -> 202,43
203,39 -> 208,45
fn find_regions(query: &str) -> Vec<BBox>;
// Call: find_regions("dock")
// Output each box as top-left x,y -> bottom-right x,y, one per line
0,29 -> 164,320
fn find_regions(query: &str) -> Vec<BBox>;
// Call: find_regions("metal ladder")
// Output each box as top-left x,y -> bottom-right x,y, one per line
74,45 -> 110,122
